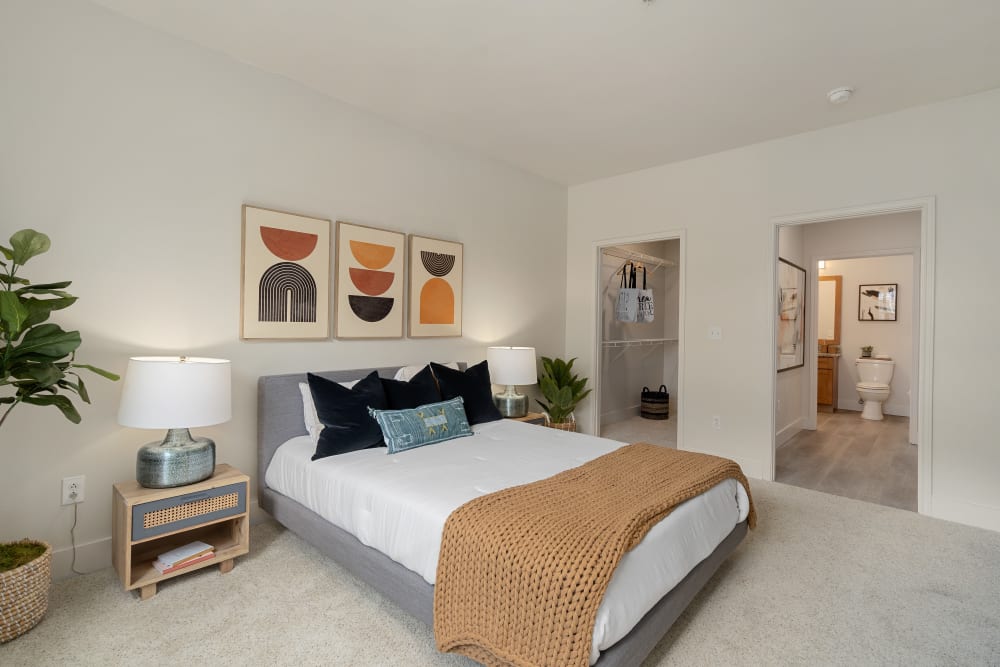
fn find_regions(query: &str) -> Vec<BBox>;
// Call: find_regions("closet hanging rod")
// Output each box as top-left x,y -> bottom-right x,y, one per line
602,246 -> 676,273
601,338 -> 678,347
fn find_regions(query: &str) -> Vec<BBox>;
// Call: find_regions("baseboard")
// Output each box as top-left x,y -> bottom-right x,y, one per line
775,417 -> 805,448
682,445 -> 767,481
930,494 -> 1000,533
837,397 -> 910,417
52,536 -> 111,581
601,404 -> 641,425
52,498 -> 266,581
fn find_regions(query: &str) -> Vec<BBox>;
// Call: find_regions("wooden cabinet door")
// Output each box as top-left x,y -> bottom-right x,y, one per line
817,369 -> 833,406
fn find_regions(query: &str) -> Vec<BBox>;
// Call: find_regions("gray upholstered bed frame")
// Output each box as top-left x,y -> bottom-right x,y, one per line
258,366 -> 748,667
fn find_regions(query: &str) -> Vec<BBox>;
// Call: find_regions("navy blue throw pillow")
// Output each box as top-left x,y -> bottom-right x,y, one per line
430,360 -> 502,425
308,370 -> 388,460
381,365 -> 442,410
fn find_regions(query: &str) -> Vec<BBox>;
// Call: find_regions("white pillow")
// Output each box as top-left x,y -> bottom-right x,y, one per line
393,362 -> 459,381
299,379 -> 359,444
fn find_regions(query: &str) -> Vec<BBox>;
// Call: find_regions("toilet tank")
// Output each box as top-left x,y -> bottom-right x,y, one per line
855,358 -> 895,384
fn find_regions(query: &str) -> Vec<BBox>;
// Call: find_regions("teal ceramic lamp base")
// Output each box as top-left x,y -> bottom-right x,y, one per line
136,428 -> 216,488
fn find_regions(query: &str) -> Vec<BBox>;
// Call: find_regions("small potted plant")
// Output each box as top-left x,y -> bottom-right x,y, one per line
536,356 -> 592,432
1,228 -> 118,642
860,345 -> 873,358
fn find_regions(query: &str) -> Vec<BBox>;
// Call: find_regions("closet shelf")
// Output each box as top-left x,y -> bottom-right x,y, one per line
601,338 -> 678,348
602,246 -> 677,273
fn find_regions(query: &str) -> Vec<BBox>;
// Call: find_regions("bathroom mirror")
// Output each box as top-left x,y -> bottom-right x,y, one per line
818,275 -> 842,346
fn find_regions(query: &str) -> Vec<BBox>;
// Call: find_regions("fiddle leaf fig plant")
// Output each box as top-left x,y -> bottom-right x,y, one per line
536,356 -> 592,424
0,229 -> 119,429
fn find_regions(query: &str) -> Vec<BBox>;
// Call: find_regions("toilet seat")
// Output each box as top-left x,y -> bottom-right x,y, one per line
857,381 -> 889,391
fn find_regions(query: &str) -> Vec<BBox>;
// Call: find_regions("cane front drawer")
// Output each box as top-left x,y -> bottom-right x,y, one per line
131,481 -> 247,541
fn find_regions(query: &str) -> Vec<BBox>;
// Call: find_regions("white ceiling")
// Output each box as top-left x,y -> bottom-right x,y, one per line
92,0 -> 1000,185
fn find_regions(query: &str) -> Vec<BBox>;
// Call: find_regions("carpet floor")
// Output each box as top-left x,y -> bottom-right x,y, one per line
3,480 -> 999,666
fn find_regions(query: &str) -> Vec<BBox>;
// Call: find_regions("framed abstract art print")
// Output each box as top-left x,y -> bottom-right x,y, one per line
241,205 -> 330,340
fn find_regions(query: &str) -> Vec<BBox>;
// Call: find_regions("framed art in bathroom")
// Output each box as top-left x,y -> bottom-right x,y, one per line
776,257 -> 806,372
858,283 -> 897,321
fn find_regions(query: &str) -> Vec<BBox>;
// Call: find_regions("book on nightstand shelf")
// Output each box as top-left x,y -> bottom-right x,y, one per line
153,540 -> 215,573
153,551 -> 216,574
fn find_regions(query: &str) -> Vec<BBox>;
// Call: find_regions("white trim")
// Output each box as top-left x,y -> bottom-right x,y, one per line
770,197 -> 935,515
51,536 -> 111,581
775,417 -> 805,447
592,229 -> 686,452
931,494 -> 1000,533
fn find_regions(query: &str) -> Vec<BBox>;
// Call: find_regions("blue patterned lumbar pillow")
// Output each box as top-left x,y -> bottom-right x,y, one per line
369,397 -> 473,454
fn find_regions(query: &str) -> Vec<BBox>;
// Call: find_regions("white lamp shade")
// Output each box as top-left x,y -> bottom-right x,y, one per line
118,356 -> 232,429
486,347 -> 538,386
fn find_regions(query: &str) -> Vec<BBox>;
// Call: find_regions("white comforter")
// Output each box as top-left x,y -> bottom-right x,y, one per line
265,419 -> 750,664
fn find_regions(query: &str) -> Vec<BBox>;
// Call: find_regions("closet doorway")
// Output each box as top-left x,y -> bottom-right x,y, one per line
593,235 -> 682,448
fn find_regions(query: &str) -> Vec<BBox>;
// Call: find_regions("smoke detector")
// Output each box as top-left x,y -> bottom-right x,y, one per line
827,87 -> 854,105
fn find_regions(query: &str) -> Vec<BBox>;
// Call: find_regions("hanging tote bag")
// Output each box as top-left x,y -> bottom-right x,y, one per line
615,261 -> 639,323
640,385 -> 669,420
637,265 -> 655,323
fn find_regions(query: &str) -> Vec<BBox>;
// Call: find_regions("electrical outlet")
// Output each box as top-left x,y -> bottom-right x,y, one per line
712,415 -> 722,430
61,475 -> 85,505
708,326 -> 722,340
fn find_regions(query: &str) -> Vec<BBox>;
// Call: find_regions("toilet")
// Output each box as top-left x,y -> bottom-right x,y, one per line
855,357 -> 895,420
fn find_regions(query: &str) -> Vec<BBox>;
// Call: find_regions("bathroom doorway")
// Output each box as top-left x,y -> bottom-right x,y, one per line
770,200 -> 934,514
592,233 -> 683,448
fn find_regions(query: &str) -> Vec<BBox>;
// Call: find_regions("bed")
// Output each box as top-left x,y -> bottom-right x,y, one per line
258,366 -> 751,666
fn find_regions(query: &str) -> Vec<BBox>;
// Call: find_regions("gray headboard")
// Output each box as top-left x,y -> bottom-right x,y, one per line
257,364 -> 467,497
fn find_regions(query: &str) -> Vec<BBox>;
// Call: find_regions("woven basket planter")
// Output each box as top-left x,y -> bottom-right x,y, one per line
0,541 -> 52,643
547,421 -> 577,432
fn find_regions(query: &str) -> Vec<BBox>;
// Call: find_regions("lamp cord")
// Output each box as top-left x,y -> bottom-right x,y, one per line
69,502 -> 92,576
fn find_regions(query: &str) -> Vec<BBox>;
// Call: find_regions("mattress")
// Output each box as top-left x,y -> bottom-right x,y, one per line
265,419 -> 751,664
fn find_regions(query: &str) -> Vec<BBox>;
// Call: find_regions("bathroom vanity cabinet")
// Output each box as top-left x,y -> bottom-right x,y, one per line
817,354 -> 839,412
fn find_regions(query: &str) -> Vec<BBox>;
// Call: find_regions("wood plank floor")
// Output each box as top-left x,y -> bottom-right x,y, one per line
776,410 -> 916,512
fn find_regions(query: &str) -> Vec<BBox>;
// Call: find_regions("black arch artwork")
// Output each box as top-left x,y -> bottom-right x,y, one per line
258,262 -> 318,322
420,251 -> 455,277
348,295 -> 394,322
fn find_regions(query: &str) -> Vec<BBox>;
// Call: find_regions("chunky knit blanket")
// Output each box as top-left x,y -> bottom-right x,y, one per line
433,442 -> 756,667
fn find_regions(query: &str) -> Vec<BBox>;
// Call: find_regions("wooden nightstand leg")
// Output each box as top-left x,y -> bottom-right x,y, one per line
139,584 -> 157,601
219,558 -> 235,574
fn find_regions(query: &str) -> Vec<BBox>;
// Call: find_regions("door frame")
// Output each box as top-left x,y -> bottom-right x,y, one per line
592,230 -> 686,448
770,197 -> 935,514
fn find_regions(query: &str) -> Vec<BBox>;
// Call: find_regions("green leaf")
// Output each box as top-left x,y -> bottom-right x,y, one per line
10,364 -> 63,387
0,245 -> 12,261
0,291 -> 29,337
72,363 -> 120,381
9,229 -> 51,265
10,323 -> 81,359
21,393 -> 81,424
15,281 -> 72,291
20,296 -> 77,329
14,287 -> 74,298
0,275 -> 29,286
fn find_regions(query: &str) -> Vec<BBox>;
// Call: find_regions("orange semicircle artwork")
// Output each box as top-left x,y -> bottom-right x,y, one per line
350,240 -> 395,270
420,278 -> 454,324
260,226 -> 318,261
349,267 -> 395,296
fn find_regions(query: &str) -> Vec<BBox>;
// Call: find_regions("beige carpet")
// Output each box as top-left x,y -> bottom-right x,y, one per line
4,481 -> 1000,666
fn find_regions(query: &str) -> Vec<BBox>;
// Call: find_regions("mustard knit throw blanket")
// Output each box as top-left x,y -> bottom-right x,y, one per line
433,442 -> 756,667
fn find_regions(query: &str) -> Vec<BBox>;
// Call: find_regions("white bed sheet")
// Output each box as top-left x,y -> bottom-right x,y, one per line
265,419 -> 750,664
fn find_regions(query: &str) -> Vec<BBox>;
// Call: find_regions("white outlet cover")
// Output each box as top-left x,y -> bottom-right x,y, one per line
708,326 -> 723,340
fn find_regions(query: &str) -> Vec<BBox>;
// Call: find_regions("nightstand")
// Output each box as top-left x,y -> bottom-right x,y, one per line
112,464 -> 250,600
506,412 -> 546,426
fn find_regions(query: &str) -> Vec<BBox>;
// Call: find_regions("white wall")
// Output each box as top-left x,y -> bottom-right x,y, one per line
821,255 -> 914,415
775,226 -> 807,444
0,0 -> 567,576
566,88 -> 1000,531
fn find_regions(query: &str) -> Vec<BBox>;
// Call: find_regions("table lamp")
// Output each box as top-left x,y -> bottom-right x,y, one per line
486,346 -> 537,418
118,356 -> 232,488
